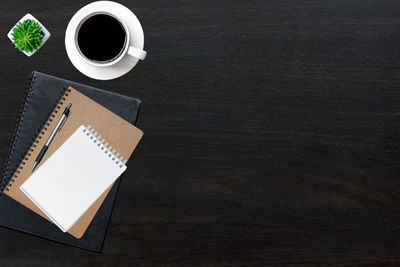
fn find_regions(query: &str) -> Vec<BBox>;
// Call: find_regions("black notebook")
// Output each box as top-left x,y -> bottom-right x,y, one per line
0,71 -> 141,253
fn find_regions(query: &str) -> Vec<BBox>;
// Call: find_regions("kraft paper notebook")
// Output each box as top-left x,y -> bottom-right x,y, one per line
0,71 -> 142,252
3,86 -> 143,238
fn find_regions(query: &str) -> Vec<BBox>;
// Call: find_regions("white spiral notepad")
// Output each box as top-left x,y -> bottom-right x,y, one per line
20,125 -> 127,232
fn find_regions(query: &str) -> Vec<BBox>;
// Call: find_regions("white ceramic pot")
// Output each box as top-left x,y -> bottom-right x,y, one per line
7,13 -> 51,57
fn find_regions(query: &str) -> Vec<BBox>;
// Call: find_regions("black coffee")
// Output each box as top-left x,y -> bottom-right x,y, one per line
77,14 -> 126,62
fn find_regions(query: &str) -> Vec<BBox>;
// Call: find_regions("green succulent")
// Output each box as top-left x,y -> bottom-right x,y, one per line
12,19 -> 43,52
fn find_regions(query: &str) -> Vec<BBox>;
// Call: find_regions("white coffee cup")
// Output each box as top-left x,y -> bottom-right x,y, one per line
74,11 -> 146,67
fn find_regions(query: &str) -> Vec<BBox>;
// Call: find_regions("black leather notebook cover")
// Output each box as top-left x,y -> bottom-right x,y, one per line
0,71 -> 141,253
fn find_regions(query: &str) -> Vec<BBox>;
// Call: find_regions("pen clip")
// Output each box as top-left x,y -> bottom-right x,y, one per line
58,113 -> 70,132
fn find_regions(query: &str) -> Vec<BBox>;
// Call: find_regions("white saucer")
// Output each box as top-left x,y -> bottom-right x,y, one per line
65,1 -> 144,80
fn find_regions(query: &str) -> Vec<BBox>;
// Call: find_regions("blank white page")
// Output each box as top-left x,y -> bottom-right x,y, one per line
20,125 -> 127,232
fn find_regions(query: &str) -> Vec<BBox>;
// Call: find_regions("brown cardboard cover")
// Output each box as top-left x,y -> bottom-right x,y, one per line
5,87 -> 143,238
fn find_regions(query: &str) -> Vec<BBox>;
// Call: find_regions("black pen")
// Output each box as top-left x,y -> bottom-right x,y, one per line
31,104 -> 72,172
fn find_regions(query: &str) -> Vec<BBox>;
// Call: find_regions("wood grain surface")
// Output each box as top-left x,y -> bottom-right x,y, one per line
0,0 -> 399,266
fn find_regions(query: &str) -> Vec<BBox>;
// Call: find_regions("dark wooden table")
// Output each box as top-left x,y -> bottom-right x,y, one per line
0,0 -> 399,266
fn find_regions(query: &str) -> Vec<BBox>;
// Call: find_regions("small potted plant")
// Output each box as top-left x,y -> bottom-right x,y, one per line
7,14 -> 51,56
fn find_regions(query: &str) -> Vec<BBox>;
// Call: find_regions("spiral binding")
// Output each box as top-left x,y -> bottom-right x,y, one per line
0,86 -> 72,195
82,125 -> 127,168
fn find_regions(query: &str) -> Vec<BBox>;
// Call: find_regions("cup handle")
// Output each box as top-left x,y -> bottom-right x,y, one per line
127,46 -> 147,60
